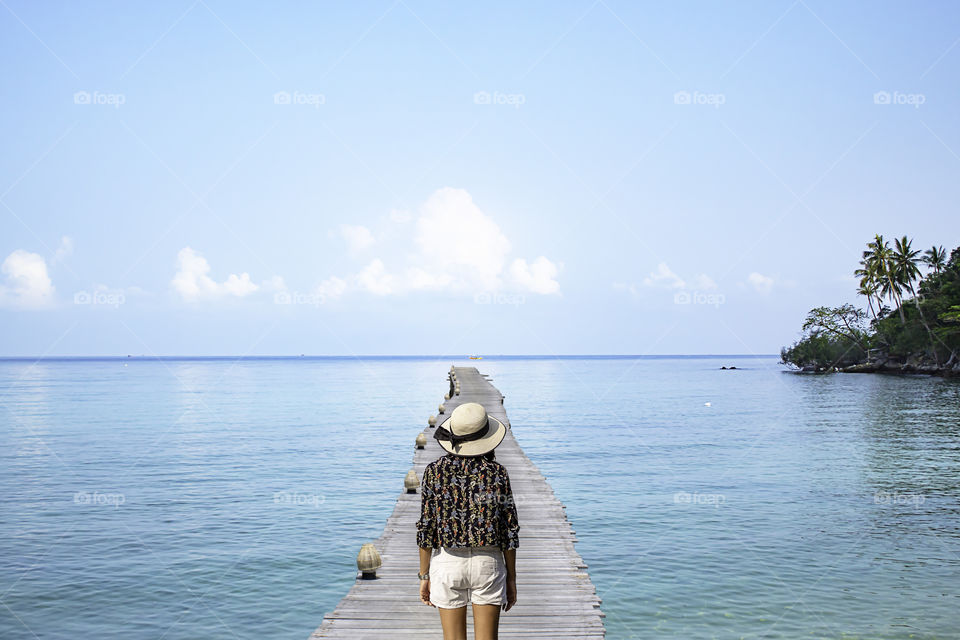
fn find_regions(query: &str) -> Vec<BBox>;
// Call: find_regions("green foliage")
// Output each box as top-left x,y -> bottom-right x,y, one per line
783,237 -> 960,370
781,305 -> 869,369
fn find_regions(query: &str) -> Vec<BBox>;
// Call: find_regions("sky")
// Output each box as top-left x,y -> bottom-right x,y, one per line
1,0 -> 959,356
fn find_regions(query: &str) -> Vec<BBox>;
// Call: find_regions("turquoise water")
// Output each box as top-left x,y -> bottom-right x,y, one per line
1,356 -> 959,639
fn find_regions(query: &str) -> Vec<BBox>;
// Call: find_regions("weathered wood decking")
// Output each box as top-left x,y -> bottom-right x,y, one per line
310,367 -> 605,639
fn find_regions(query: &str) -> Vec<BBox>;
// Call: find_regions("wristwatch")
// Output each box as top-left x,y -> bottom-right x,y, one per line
418,571 -> 429,580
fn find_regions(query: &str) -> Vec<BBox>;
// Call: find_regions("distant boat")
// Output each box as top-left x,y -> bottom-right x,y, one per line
469,355 -> 483,360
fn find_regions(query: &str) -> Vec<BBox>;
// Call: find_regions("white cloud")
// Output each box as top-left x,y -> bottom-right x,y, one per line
747,272 -> 775,294
340,224 -> 375,252
643,262 -> 686,289
53,236 -> 73,265
355,259 -> 395,295
315,276 -> 347,300
0,249 -> 55,308
413,187 -> 512,292
223,272 -> 258,297
171,247 -> 277,301
319,188 -> 560,297
509,256 -> 560,294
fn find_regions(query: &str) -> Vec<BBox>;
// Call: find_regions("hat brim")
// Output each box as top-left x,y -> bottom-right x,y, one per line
436,415 -> 507,457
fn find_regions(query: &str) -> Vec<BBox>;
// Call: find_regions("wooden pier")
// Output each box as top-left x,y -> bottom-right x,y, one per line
310,367 -> 605,639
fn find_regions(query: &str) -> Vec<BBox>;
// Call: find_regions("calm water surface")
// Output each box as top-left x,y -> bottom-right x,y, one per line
1,356 -> 958,639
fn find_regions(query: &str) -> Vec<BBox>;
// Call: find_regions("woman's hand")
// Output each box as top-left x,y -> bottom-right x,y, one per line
419,579 -> 434,607
502,576 -> 517,612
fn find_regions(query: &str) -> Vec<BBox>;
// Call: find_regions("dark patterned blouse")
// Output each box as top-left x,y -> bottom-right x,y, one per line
416,453 -> 521,551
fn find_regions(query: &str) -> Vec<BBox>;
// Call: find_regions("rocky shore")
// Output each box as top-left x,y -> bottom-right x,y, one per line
796,354 -> 960,377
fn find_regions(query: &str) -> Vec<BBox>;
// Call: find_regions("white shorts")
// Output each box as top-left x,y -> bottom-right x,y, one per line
429,546 -> 506,608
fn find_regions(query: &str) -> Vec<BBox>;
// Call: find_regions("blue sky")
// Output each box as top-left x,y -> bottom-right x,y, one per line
1,0 -> 958,356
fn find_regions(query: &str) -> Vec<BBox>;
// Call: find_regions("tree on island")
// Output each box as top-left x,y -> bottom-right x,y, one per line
782,236 -> 960,373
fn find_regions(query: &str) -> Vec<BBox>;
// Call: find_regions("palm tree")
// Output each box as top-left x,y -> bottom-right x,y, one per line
893,236 -> 922,298
864,234 -> 906,324
922,245 -> 946,278
894,235 -> 940,365
856,280 -> 878,319
854,262 -> 882,321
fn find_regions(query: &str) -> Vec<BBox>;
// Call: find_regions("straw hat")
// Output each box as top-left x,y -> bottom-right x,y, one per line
434,402 -> 506,457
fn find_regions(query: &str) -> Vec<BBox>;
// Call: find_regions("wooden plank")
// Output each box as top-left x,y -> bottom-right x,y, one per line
310,367 -> 606,638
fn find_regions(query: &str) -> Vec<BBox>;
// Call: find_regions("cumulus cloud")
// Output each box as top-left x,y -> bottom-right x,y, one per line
355,259 -> 395,295
315,276 -> 347,300
413,187 -> 512,292
340,224 -> 375,252
222,272 -> 258,297
747,272 -> 775,294
0,249 -> 55,308
509,256 -> 560,294
320,188 -> 560,297
171,247 -> 278,301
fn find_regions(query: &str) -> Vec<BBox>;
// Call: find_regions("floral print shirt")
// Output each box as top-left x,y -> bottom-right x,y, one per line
416,453 -> 521,551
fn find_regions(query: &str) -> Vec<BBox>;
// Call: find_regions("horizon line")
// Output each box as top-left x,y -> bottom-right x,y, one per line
0,353 -> 780,361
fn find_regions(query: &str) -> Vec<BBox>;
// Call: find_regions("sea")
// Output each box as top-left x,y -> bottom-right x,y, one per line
1,355 -> 958,639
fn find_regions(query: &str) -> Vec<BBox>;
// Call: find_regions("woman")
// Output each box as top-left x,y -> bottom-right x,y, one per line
416,401 -> 520,640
